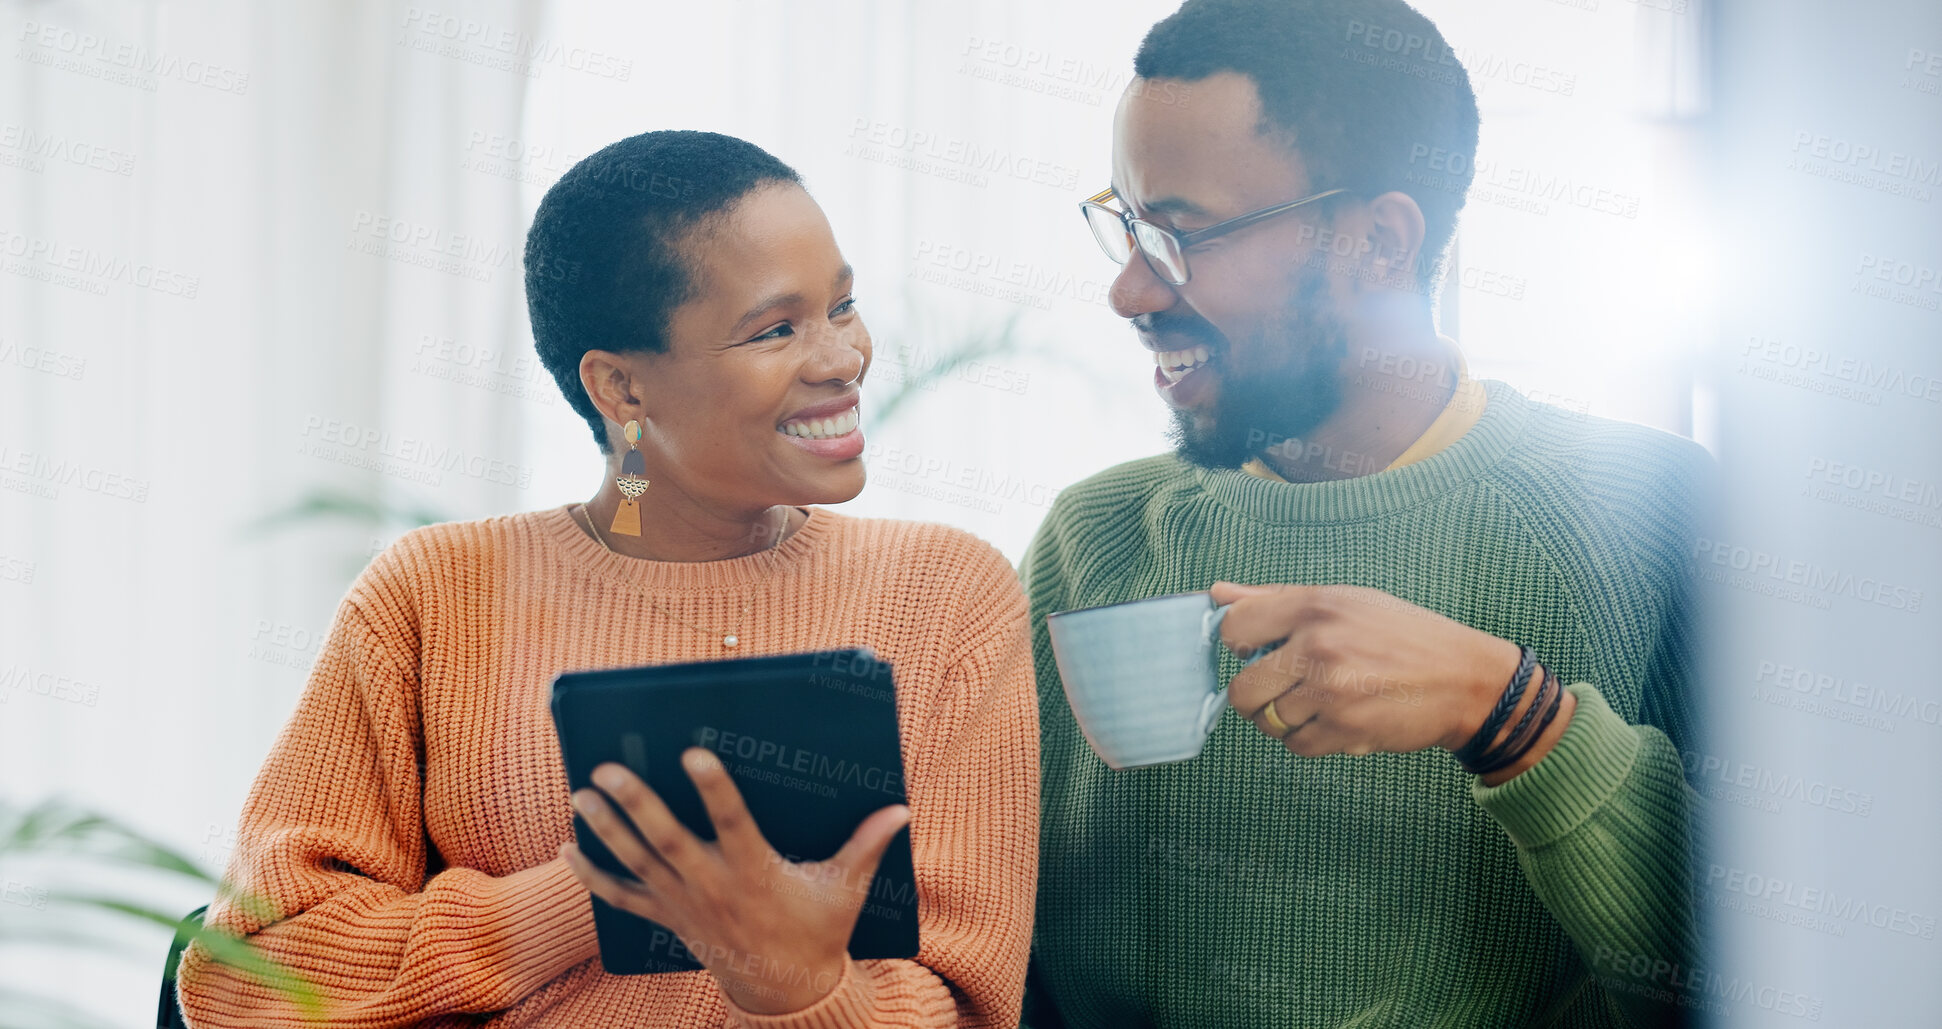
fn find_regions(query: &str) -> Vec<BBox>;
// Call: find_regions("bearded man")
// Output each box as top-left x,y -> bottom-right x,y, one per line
1021,1 -> 1710,1026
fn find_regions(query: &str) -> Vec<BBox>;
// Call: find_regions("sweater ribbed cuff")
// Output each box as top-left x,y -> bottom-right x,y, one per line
727,957 -> 880,1029
468,856 -> 603,994
1471,682 -> 1640,851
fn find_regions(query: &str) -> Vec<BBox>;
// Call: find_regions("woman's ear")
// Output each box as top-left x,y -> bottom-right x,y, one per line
580,349 -> 647,432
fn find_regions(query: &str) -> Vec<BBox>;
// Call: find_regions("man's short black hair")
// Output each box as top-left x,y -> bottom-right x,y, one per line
1134,0 -> 1480,291
524,130 -> 802,453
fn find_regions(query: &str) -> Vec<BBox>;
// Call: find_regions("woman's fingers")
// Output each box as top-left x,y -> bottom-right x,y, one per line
821,803 -> 911,905
571,785 -> 683,891
587,762 -> 704,878
560,841 -> 662,919
682,748 -> 771,866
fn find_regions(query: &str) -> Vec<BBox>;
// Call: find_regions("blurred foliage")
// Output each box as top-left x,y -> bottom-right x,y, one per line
865,311 -> 1032,430
241,489 -> 451,537
0,799 -> 324,1028
240,488 -> 451,584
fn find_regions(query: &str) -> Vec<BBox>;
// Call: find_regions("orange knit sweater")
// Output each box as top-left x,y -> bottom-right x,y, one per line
175,505 -> 1039,1029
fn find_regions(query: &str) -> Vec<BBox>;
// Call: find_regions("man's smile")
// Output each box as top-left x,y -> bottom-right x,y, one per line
1150,342 -> 1223,411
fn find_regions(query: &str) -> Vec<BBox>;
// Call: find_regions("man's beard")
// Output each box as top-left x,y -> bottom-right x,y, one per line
1167,266 -> 1349,469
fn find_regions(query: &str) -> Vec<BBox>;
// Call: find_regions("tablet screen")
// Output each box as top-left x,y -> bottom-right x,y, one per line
551,648 -> 920,974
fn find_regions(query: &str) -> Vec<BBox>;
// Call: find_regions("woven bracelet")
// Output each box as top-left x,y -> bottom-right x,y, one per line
1467,666 -> 1562,775
1516,670 -> 1568,767
1471,658 -> 1554,771
1451,644 -> 1535,769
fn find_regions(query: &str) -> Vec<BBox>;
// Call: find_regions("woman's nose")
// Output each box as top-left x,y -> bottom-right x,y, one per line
804,329 -> 866,385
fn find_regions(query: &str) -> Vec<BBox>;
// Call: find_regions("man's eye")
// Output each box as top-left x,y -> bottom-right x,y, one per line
832,295 -> 858,316
747,323 -> 793,343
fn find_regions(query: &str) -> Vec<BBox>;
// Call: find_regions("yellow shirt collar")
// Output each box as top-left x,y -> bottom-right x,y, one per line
1241,339 -> 1485,482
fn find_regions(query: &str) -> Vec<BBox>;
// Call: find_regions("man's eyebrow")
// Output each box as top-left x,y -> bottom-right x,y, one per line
732,264 -> 855,335
1112,183 -> 1211,221
1141,196 -> 1212,219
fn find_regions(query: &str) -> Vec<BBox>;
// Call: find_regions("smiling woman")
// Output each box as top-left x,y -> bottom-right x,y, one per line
171,130 -> 1040,1029
523,131 -> 877,553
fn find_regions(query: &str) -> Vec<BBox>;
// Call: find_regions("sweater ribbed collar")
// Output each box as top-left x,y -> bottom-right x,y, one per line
534,503 -> 837,592
1192,378 -> 1533,525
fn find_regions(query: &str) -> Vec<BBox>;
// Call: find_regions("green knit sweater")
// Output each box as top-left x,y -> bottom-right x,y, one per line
1020,379 -> 1709,1029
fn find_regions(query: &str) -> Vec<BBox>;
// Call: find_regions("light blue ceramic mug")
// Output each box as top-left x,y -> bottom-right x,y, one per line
1047,590 -> 1270,770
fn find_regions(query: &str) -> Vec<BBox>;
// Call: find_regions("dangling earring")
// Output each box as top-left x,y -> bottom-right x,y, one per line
611,419 -> 649,536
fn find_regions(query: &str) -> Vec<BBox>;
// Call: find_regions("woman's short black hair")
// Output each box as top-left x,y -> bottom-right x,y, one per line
524,130 -> 803,453
1135,0 -> 1480,291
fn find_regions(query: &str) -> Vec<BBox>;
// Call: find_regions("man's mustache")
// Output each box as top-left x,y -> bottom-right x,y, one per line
1132,311 -> 1224,346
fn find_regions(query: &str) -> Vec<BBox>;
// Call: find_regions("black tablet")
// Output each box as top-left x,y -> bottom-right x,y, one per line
550,648 -> 920,975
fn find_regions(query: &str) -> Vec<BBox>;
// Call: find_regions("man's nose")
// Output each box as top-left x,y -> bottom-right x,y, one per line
1108,251 -> 1178,320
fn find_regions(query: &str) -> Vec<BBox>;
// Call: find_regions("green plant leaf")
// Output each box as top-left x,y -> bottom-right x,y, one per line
240,487 -> 450,537
101,900 -> 329,1021
174,924 -> 328,1021
1,799 -> 328,1022
1,800 -> 216,883
869,311 -> 1032,429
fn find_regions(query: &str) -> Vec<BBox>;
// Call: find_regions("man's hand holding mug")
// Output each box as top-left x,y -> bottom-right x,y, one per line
1210,581 -> 1577,784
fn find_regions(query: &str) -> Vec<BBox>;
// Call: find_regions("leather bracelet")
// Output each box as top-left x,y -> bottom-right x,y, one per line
1451,644 -> 1535,769
1467,666 -> 1561,775
1522,670 -> 1567,757
1472,673 -> 1563,776
1475,661 -> 1553,770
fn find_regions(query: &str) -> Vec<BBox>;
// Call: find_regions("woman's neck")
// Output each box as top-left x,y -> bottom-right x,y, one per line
577,483 -> 800,563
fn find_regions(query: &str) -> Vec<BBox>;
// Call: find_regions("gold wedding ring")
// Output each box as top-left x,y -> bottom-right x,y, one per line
1257,699 -> 1294,738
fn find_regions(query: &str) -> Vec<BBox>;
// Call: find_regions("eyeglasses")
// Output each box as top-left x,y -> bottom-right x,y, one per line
1080,185 -> 1348,286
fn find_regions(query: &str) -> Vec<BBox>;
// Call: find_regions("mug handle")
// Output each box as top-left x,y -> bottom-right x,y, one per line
1196,603 -> 1281,737
1203,603 -> 1278,669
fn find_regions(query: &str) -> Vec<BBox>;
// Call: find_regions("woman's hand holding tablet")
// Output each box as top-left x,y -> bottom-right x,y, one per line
561,747 -> 911,1015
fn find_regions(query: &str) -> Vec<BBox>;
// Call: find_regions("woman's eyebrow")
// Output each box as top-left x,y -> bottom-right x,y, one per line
732,264 -> 855,335
733,293 -> 803,335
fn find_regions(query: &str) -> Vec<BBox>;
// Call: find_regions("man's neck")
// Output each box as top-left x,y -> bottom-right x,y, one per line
1256,325 -> 1460,484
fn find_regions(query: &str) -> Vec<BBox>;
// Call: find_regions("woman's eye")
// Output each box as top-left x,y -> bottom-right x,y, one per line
744,297 -> 856,343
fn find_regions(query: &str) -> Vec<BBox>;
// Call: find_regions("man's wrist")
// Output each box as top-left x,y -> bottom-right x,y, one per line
1476,684 -> 1575,785
1441,635 -> 1525,752
1443,640 -> 1577,782
1469,682 -> 1642,851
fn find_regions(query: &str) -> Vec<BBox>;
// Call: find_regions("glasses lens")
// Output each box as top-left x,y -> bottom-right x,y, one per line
1083,204 -> 1134,264
1131,221 -> 1189,285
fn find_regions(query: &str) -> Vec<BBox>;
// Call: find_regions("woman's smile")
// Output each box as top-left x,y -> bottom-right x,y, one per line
777,393 -> 865,460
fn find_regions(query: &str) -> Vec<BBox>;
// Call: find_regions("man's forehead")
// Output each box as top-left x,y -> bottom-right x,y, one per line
1110,72 -> 1308,215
